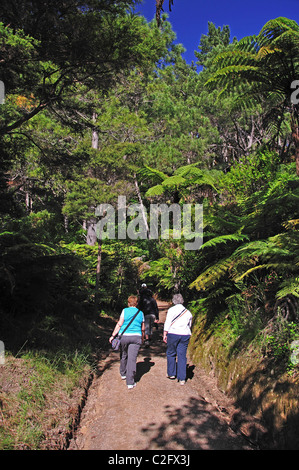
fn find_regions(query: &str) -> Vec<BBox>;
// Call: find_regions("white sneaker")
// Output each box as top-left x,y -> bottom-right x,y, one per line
179,380 -> 186,385
127,383 -> 136,389
121,376 -> 126,380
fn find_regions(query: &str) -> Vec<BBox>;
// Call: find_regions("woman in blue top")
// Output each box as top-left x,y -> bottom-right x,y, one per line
109,296 -> 145,389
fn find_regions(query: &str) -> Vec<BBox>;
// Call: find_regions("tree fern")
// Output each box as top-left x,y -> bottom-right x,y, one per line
206,17 -> 299,175
190,255 -> 235,291
144,163 -> 220,198
190,225 -> 299,293
138,165 -> 168,184
276,278 -> 299,299
145,184 -> 165,197
161,174 -> 186,188
200,232 -> 249,250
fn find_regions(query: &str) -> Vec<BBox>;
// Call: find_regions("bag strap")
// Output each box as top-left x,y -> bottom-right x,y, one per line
118,308 -> 141,338
170,308 -> 187,327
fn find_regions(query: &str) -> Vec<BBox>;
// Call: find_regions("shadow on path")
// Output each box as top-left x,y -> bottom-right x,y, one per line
141,395 -> 252,450
136,357 -> 155,382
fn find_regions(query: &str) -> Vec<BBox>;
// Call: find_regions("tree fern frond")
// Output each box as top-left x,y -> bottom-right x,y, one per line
283,219 -> 299,230
162,174 -> 186,188
174,163 -> 202,177
145,184 -> 165,197
3,242 -> 56,255
234,264 -> 269,281
190,256 -> 235,291
213,48 -> 258,64
145,165 -> 220,199
190,170 -> 221,191
235,239 -> 291,259
205,213 -> 245,232
257,45 -> 281,59
276,278 -> 299,299
138,165 -> 168,184
237,35 -> 260,54
234,261 -> 296,281
258,17 -> 299,42
200,232 -> 249,250
270,30 -> 299,49
205,65 -> 259,87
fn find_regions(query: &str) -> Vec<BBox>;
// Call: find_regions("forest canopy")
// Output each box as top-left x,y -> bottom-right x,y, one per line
0,2 -> 298,362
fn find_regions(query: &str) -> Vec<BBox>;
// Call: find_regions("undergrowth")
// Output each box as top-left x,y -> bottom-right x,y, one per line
0,350 -> 93,450
0,301 -> 115,450
189,294 -> 299,372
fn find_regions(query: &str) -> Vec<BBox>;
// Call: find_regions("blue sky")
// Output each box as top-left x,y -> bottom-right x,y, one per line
136,0 -> 299,64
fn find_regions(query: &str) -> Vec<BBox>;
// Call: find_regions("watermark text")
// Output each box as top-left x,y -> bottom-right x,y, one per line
291,80 -> 299,105
95,196 -> 203,250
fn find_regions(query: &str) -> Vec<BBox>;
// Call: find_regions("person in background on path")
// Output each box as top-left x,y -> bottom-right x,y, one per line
163,294 -> 192,385
138,283 -> 159,347
109,296 -> 145,389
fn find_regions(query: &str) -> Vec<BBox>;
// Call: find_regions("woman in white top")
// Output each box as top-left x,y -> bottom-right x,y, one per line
163,294 -> 192,385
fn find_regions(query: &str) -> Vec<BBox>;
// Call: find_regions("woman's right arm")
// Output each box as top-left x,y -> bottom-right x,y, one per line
109,312 -> 124,343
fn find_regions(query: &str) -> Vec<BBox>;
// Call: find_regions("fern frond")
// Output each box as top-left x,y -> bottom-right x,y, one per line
259,17 -> 299,42
234,264 -> 269,281
213,48 -> 258,64
283,219 -> 299,230
276,278 -> 299,299
145,184 -> 165,197
174,163 -> 202,177
138,165 -> 168,184
190,256 -> 235,291
200,232 -> 249,250
205,65 -> 259,87
145,164 -> 220,198
234,239 -> 290,260
162,175 -> 186,188
206,16 -> 299,120
257,45 -> 281,59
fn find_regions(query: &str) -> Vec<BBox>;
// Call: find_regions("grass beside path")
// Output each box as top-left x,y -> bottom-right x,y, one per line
0,306 -> 116,450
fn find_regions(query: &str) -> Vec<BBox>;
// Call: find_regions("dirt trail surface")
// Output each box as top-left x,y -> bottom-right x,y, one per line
69,301 -> 258,451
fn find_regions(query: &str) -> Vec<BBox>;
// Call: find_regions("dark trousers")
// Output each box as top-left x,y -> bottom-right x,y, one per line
166,333 -> 190,381
144,314 -> 156,337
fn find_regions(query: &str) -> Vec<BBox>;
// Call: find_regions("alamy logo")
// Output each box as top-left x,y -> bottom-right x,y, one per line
0,81 -> 5,104
291,80 -> 299,105
95,196 -> 203,250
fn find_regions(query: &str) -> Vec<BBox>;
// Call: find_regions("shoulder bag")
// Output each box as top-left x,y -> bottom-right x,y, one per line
169,308 -> 187,328
111,308 -> 141,350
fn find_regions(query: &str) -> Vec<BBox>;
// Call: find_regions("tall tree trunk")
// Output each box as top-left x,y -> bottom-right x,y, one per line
86,211 -> 97,246
95,238 -> 102,311
92,112 -> 98,150
25,190 -> 32,213
86,112 -> 99,246
134,176 -> 150,239
64,214 -> 69,233
89,111 -> 102,310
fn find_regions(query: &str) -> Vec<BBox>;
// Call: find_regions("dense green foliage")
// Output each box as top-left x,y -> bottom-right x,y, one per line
0,3 -> 299,436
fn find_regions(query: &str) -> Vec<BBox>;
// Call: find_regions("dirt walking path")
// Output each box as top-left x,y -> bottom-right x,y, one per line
69,301 -> 258,451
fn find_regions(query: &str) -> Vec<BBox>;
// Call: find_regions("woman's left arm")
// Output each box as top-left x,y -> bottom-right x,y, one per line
163,311 -> 171,343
